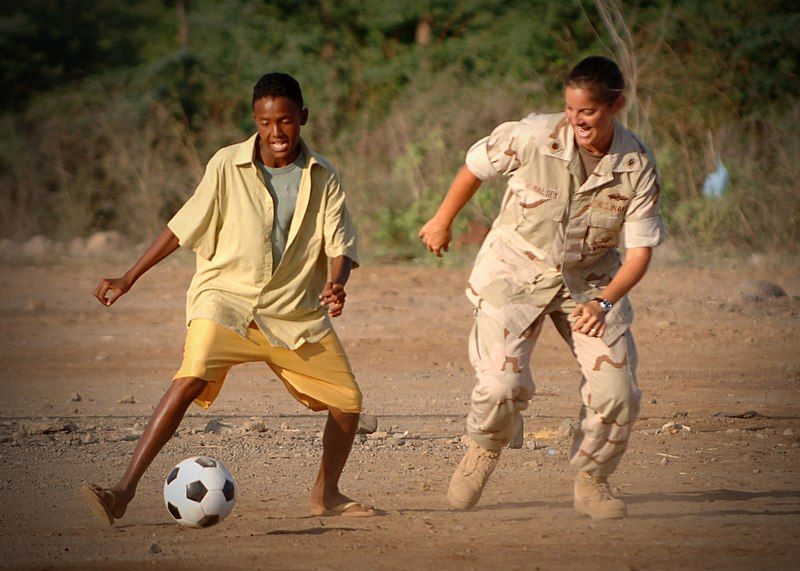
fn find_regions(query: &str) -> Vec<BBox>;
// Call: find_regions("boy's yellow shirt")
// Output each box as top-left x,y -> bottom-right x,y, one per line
168,134 -> 358,349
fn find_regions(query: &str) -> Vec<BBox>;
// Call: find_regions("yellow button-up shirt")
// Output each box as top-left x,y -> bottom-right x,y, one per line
167,134 -> 359,349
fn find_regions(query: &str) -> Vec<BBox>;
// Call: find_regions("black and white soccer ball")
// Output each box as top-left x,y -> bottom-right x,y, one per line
163,456 -> 236,528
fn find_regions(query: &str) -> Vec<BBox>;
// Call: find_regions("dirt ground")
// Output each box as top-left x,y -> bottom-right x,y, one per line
0,249 -> 799,570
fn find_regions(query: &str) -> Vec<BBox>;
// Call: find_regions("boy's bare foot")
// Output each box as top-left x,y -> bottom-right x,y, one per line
310,491 -> 377,517
79,484 -> 133,526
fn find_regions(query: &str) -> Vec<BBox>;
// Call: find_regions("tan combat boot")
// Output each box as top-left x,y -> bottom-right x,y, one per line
447,440 -> 500,510
573,472 -> 627,519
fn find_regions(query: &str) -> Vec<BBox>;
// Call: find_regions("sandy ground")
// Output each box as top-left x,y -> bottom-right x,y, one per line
0,250 -> 799,570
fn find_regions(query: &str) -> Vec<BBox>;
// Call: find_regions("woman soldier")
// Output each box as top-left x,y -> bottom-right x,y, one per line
419,56 -> 665,519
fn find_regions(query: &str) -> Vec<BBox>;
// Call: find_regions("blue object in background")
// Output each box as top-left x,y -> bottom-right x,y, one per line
702,159 -> 729,198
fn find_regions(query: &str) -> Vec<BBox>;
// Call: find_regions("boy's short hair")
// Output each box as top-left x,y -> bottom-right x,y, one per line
252,72 -> 304,108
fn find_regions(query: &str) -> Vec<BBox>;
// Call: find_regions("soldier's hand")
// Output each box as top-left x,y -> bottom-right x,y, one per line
419,217 -> 451,257
319,282 -> 346,317
570,302 -> 606,338
93,276 -> 132,307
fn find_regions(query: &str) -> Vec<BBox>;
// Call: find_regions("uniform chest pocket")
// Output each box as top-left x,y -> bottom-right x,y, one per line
585,209 -> 624,254
510,180 -> 565,223
589,188 -> 631,229
588,209 -> 625,230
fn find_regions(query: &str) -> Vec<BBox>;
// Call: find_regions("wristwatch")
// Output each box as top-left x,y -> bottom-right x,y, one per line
593,297 -> 613,313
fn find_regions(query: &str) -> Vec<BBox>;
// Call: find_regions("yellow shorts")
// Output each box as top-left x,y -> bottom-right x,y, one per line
173,319 -> 361,413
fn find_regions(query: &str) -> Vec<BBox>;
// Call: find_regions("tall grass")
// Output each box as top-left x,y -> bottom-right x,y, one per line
0,0 -> 797,259
325,73 -> 546,260
1,78 -> 797,258
666,108 -> 800,253
0,85 -> 236,241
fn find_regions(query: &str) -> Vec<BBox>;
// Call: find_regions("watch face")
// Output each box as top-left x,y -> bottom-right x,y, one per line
600,300 -> 613,313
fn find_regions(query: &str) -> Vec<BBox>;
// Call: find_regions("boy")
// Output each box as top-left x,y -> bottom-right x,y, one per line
81,72 -> 376,524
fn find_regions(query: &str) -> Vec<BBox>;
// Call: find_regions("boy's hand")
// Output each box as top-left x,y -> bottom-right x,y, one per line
419,217 -> 451,257
570,302 -> 606,338
91,227 -> 180,308
94,276 -> 132,307
319,282 -> 347,317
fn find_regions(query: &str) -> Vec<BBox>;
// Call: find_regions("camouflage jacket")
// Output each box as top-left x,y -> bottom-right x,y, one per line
465,112 -> 665,344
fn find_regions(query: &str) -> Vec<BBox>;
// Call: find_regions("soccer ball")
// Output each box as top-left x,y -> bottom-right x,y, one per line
163,456 -> 236,528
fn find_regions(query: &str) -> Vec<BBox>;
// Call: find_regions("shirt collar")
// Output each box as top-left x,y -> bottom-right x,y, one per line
234,134 -> 318,170
543,116 -> 642,174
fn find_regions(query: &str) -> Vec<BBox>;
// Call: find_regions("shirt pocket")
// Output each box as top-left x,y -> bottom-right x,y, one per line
589,209 -> 624,230
508,179 -> 565,250
510,180 -> 565,223
585,209 -> 623,254
489,235 -> 544,284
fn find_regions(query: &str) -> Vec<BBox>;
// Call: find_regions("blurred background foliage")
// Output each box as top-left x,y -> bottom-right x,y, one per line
1,0 -> 798,259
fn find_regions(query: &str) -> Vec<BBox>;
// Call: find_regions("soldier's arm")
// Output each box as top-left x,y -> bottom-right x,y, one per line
420,119 -> 532,257
571,246 -> 652,335
573,151 -> 663,335
597,246 -> 652,304
418,166 -> 483,257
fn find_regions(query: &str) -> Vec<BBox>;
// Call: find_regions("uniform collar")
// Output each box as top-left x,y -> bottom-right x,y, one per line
603,120 -> 642,174
542,115 -> 575,162
542,116 -> 643,193
543,116 -> 642,172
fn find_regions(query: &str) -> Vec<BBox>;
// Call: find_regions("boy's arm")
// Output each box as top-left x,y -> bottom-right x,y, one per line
319,255 -> 353,318
419,165 -> 483,257
93,226 -> 180,307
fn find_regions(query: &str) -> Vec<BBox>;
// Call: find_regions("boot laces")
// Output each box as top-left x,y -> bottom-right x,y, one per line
593,478 -> 615,501
466,446 -> 498,477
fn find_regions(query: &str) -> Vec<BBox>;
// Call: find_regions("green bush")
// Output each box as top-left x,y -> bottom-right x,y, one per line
0,0 -> 798,258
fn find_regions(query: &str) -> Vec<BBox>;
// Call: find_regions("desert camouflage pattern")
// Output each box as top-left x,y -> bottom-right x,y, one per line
465,112 -> 665,345
467,292 -> 641,477
461,112 -> 658,476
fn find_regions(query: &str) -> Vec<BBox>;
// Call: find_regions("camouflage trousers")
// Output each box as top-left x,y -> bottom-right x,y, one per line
466,293 -> 642,477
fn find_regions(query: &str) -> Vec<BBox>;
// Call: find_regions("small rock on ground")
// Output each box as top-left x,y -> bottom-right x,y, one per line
734,280 -> 787,302
240,420 -> 267,433
204,418 -> 231,434
357,413 -> 379,434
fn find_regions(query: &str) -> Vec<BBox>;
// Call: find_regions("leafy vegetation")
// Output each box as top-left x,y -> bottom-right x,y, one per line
1,0 -> 797,257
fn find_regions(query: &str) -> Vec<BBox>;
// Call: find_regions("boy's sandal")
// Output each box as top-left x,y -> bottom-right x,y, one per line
312,500 -> 377,518
80,484 -> 116,526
